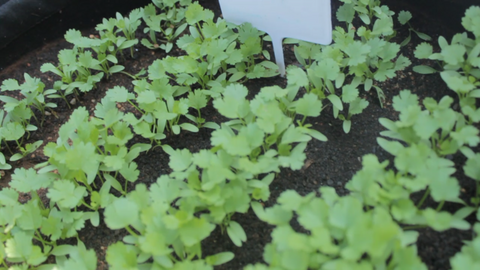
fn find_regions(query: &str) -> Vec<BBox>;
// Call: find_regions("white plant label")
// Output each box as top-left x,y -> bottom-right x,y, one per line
218,0 -> 332,76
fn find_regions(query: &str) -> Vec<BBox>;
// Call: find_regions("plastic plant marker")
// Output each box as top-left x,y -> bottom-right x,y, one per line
218,0 -> 332,76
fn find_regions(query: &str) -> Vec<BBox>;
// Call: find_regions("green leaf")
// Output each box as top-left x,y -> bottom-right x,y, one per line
47,180 -> 87,209
104,197 -> 139,230
281,125 -> 311,145
327,94 -> 343,111
374,62 -> 396,81
430,176 -> 460,202
227,221 -> 247,247
5,231 -> 42,264
40,212 -> 62,241
378,42 -> 400,62
295,93 -> 322,117
441,44 -> 466,66
343,120 -> 351,133
413,65 -> 437,74
415,31 -> 432,41
277,190 -> 306,211
106,242 -> 138,270
372,17 -> 394,36
213,84 -> 249,119
0,188 -> 19,206
1,78 -> 21,91
104,174 -> 124,195
17,200 -> 43,230
344,41 -> 371,66
391,199 -> 417,221
137,90 -> 157,104
413,112 -> 439,140
349,98 -> 369,115
51,245 -> 76,256
0,154 -> 11,170
392,90 -> 418,112
180,123 -> 199,133
395,55 -> 411,71
398,11 -> 412,25
440,71 -> 476,93
298,126 -> 328,142
10,168 -> 54,193
185,2 -> 214,25
229,72 -> 246,82
414,43 -> 433,59
328,196 -> 363,230
162,145 -> 193,171
58,242 -> 97,270
64,140 -> 101,184
313,58 -> 341,81
251,202 -> 292,225
395,144 -> 431,174
278,142 -> 307,170
451,126 -> 479,147
336,4 -> 355,23
342,83 -> 358,103
286,66 -> 309,87
205,252 -> 234,266
0,122 -> 25,141
188,90 -> 208,110
462,6 -> 480,37
464,154 -> 480,181
423,208 -> 454,231
178,217 -> 215,246
64,29 -> 102,48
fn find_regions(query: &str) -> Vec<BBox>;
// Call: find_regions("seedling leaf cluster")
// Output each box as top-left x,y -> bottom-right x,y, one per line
0,1 -> 479,269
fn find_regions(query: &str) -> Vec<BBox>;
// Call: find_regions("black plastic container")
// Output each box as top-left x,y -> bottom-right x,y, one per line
0,0 -> 477,70
0,0 -> 151,70
397,0 -> 478,34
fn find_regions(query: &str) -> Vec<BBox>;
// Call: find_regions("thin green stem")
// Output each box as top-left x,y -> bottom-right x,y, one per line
81,201 -> 95,211
95,145 -> 105,156
127,100 -> 145,115
125,225 -> 139,237
96,172 -> 104,185
416,187 -> 430,209
402,224 -> 428,230
3,140 -> 13,155
119,71 -> 137,80
197,108 -> 202,120
15,139 -> 23,150
35,229 -> 55,246
436,201 -> 445,212
300,115 -> 307,126
31,191 -> 46,210
476,181 -> 480,208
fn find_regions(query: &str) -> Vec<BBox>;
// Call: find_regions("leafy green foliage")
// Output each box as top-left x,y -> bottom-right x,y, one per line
287,0 -> 413,132
450,210 -> 480,269
177,4 -> 278,86
2,2 -> 478,270
413,6 -> 480,120
42,102 -> 149,196
248,187 -> 427,270
141,1 -> 191,52
103,181 -> 229,268
397,10 -> 431,46
41,47 -> 105,99
372,89 -> 478,229
379,90 -> 478,156
1,74 -> 57,122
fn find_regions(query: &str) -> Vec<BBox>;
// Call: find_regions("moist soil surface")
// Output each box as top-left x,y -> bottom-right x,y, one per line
0,1 -> 477,269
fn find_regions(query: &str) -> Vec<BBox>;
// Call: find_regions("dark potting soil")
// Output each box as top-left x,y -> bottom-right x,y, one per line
0,0 -> 477,269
